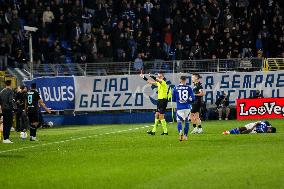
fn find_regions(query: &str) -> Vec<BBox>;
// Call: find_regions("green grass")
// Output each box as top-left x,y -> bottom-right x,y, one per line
0,119 -> 284,189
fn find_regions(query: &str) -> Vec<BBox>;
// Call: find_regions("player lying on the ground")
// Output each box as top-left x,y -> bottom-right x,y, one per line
172,76 -> 195,141
222,120 -> 276,135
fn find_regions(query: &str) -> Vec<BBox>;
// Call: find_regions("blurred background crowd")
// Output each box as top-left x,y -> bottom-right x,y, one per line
0,0 -> 283,71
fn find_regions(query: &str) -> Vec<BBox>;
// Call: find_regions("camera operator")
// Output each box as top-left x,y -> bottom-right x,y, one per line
249,90 -> 264,99
215,92 -> 230,120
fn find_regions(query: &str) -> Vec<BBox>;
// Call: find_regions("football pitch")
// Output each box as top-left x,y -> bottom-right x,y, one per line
0,119 -> 283,189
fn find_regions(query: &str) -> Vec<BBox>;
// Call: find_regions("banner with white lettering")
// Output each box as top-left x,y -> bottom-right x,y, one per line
24,71 -> 284,111
201,71 -> 284,105
23,76 -> 75,110
236,98 -> 284,120
74,75 -> 159,111
74,71 -> 284,111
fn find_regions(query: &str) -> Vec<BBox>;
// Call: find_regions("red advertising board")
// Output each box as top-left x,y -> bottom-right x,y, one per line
236,98 -> 284,120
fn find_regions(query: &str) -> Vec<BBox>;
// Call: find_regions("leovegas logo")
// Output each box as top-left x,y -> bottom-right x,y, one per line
236,98 -> 284,120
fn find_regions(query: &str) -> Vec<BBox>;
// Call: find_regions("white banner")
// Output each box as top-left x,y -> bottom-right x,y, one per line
74,71 -> 284,111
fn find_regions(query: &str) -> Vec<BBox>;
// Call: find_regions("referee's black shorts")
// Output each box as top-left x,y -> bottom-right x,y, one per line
156,99 -> 168,114
28,109 -> 40,123
191,103 -> 201,113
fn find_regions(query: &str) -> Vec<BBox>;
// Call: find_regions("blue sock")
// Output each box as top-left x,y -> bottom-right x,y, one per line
177,122 -> 182,134
229,128 -> 240,134
184,121 -> 189,136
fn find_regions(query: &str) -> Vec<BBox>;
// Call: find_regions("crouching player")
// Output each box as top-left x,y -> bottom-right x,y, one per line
223,120 -> 276,135
172,76 -> 195,141
26,83 -> 51,141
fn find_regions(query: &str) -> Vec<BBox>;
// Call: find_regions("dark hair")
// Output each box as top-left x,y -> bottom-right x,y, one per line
180,76 -> 187,81
262,120 -> 271,126
20,85 -> 26,90
5,80 -> 11,86
192,73 -> 202,79
271,127 -> 276,133
158,72 -> 164,76
31,83 -> 37,89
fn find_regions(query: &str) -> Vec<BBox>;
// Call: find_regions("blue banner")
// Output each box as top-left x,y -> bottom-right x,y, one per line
23,76 -> 75,110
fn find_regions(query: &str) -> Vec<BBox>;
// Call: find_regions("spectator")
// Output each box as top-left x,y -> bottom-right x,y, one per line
151,4 -> 163,30
27,9 -> 39,27
4,7 -> 13,26
152,42 -> 165,60
72,0 -> 83,17
0,0 -> 282,72
127,35 -> 137,60
163,24 -> 173,56
143,42 -> 152,61
82,8 -> 93,34
102,40 -> 113,62
215,92 -> 230,120
249,90 -> 264,99
56,9 -> 67,39
2,29 -> 12,51
144,0 -> 154,15
42,6 -> 55,33
133,53 -> 143,71
14,49 -> 26,68
72,22 -> 82,41
86,37 -> 98,61
191,42 -> 202,59
0,39 -> 9,70
175,42 -> 185,60
255,34 -> 263,52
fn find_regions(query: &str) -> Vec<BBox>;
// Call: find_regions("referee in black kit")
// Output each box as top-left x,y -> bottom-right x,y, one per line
0,80 -> 14,143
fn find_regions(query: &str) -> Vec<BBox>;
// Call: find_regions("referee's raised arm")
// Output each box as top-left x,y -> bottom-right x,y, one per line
140,73 -> 157,85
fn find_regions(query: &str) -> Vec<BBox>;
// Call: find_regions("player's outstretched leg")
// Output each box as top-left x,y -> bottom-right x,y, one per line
223,127 -> 240,135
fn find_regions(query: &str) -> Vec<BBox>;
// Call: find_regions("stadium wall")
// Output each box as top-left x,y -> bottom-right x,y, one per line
43,112 -> 158,126
42,108 -> 230,126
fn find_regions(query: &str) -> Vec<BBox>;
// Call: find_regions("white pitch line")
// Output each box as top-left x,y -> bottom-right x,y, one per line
0,125 -> 149,154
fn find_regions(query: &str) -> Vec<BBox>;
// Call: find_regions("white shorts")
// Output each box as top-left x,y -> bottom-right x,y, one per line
244,122 -> 257,130
176,109 -> 191,122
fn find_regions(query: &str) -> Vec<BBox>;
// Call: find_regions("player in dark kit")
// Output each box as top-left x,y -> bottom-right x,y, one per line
26,83 -> 51,141
190,73 -> 205,134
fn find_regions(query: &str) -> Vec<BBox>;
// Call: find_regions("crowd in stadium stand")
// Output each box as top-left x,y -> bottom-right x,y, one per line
0,0 -> 283,71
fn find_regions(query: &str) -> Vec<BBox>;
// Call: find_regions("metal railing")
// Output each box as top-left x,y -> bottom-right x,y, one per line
23,58 -> 263,78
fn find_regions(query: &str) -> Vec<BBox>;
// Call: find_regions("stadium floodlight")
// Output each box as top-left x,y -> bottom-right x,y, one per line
24,26 -> 38,79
